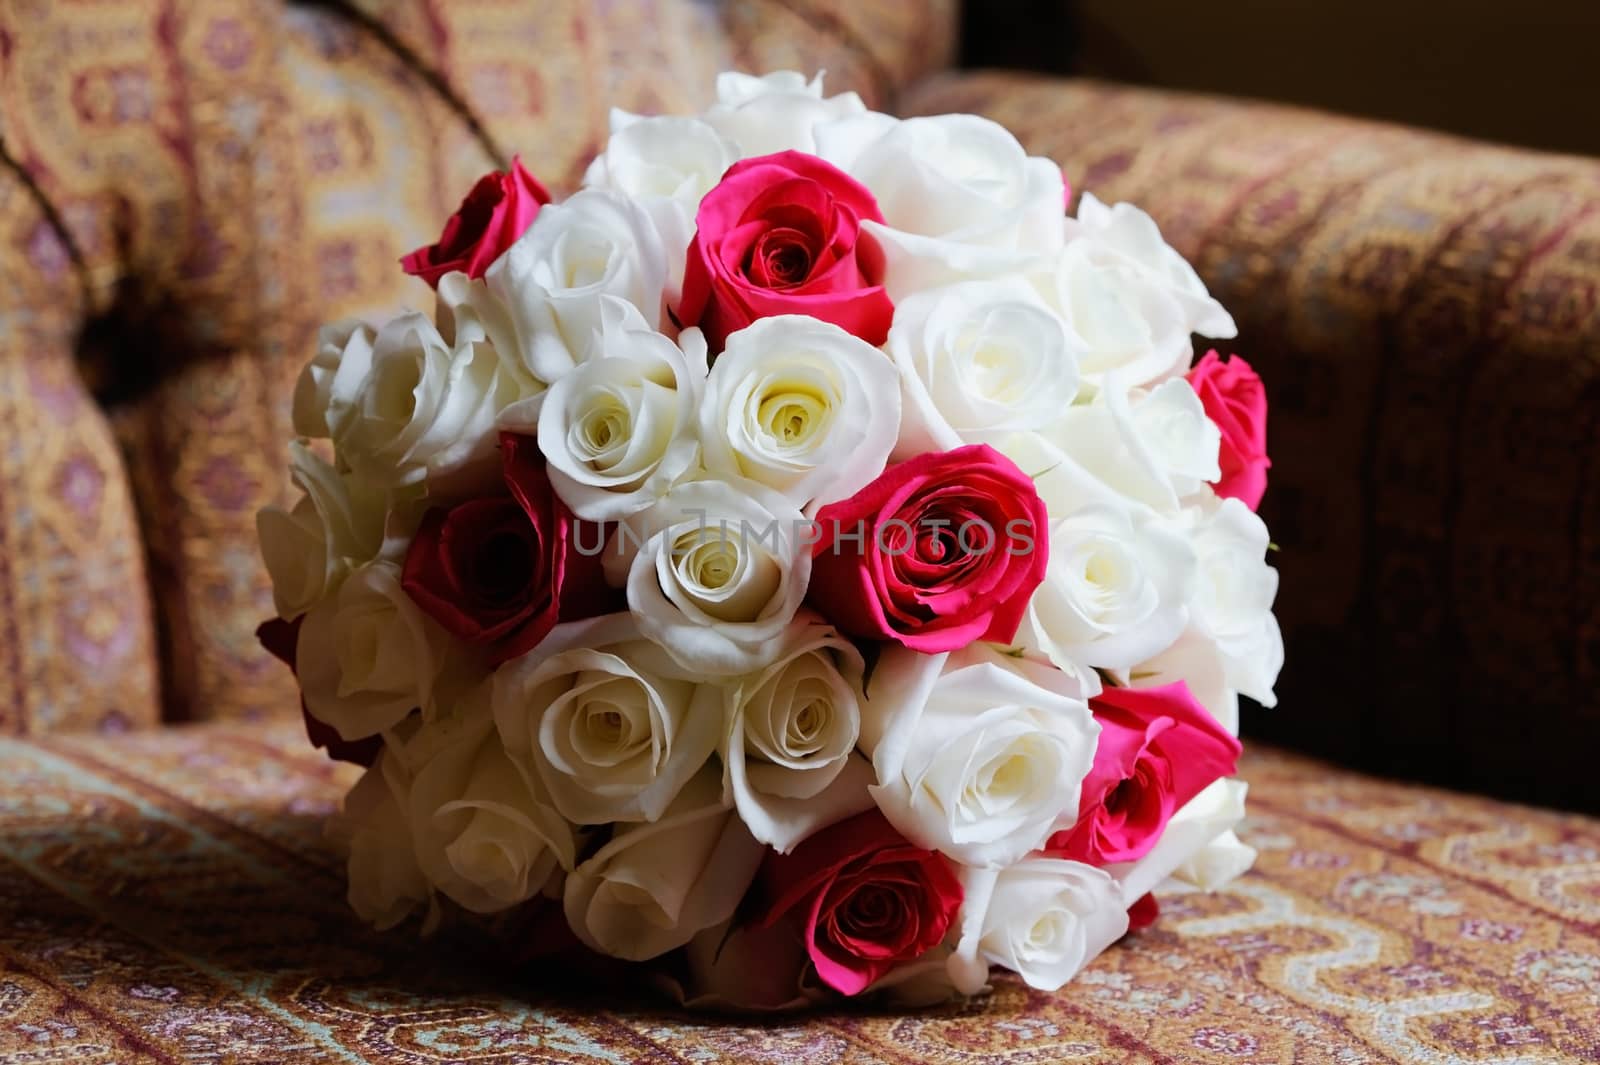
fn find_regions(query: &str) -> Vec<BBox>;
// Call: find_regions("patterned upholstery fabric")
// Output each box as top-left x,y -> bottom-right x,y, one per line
903,73 -> 1600,812
0,0 -> 957,732
0,166 -> 162,735
1,719 -> 1596,1063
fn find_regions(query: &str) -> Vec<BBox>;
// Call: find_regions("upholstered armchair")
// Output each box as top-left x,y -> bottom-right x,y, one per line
1,2 -> 1596,1060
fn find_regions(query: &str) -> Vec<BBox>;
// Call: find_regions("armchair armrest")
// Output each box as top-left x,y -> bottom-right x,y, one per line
903,72 -> 1600,810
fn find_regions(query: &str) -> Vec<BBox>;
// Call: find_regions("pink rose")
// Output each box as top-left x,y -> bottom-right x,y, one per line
806,444 -> 1049,653
401,156 -> 550,287
755,809 -> 962,997
1187,351 -> 1270,510
1047,682 -> 1240,866
677,150 -> 894,353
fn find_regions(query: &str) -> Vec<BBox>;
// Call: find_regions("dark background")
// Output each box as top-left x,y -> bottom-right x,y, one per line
963,0 -> 1600,157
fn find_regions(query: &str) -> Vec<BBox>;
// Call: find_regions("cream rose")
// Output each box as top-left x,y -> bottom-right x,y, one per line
563,769 -> 763,961
293,320 -> 374,440
296,560 -> 446,742
887,278 -> 1080,457
706,616 -> 875,852
532,298 -> 706,521
407,691 -> 576,915
947,858 -> 1129,995
674,918 -> 825,1011
699,316 -> 899,511
333,751 -> 431,931
256,441 -> 386,620
432,270 -> 544,405
859,643 -> 1100,868
486,187 -> 668,383
1014,504 -> 1197,673
333,311 -> 522,492
702,70 -> 867,159
615,478 -> 812,675
492,614 -> 716,824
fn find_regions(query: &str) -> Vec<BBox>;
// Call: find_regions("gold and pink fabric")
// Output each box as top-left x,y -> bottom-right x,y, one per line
1,2 -> 1598,1061
0,0 -> 956,733
1,721 -> 1597,1062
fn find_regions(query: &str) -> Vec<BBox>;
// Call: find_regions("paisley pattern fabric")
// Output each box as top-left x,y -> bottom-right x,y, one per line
903,73 -> 1600,812
0,0 -> 956,732
1,719 -> 1597,1064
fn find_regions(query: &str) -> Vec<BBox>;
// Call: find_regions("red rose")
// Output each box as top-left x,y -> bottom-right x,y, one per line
256,616 -> 382,767
1047,682 -> 1240,865
1187,351 -> 1270,510
677,150 -> 894,353
401,156 -> 550,287
1126,893 -> 1160,933
401,433 -> 613,665
806,444 -> 1049,653
756,809 -> 962,996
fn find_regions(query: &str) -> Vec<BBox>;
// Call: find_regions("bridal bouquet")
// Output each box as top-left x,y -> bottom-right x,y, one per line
257,70 -> 1281,1009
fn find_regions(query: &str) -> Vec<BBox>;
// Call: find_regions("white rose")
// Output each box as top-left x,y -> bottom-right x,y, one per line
1033,239 -> 1195,389
533,297 -> 707,521
946,858 -> 1128,995
296,560 -> 446,741
1001,379 -> 1218,518
1165,828 -> 1258,894
492,613 -> 716,824
563,769 -> 763,961
702,70 -> 866,159
700,316 -> 899,511
812,109 -> 901,171
615,478 -> 812,675
887,278 -> 1080,458
859,643 -> 1100,868
1131,379 -> 1222,498
847,115 -> 1065,299
486,188 -> 668,383
1015,504 -> 1196,673
1069,193 -> 1236,340
1112,778 -> 1250,903
332,750 -> 431,931
582,113 -> 737,289
1130,627 -> 1240,734
408,691 -> 576,914
333,311 -> 521,492
706,616 -> 875,852
433,271 -> 544,404
1187,497 -> 1283,706
293,320 -> 374,440
256,441 -> 386,619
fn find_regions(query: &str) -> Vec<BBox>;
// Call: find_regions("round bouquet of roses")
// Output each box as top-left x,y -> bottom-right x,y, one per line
258,70 -> 1281,1009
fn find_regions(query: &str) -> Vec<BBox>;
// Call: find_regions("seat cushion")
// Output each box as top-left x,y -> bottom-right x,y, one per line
1,723 -> 1597,1063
